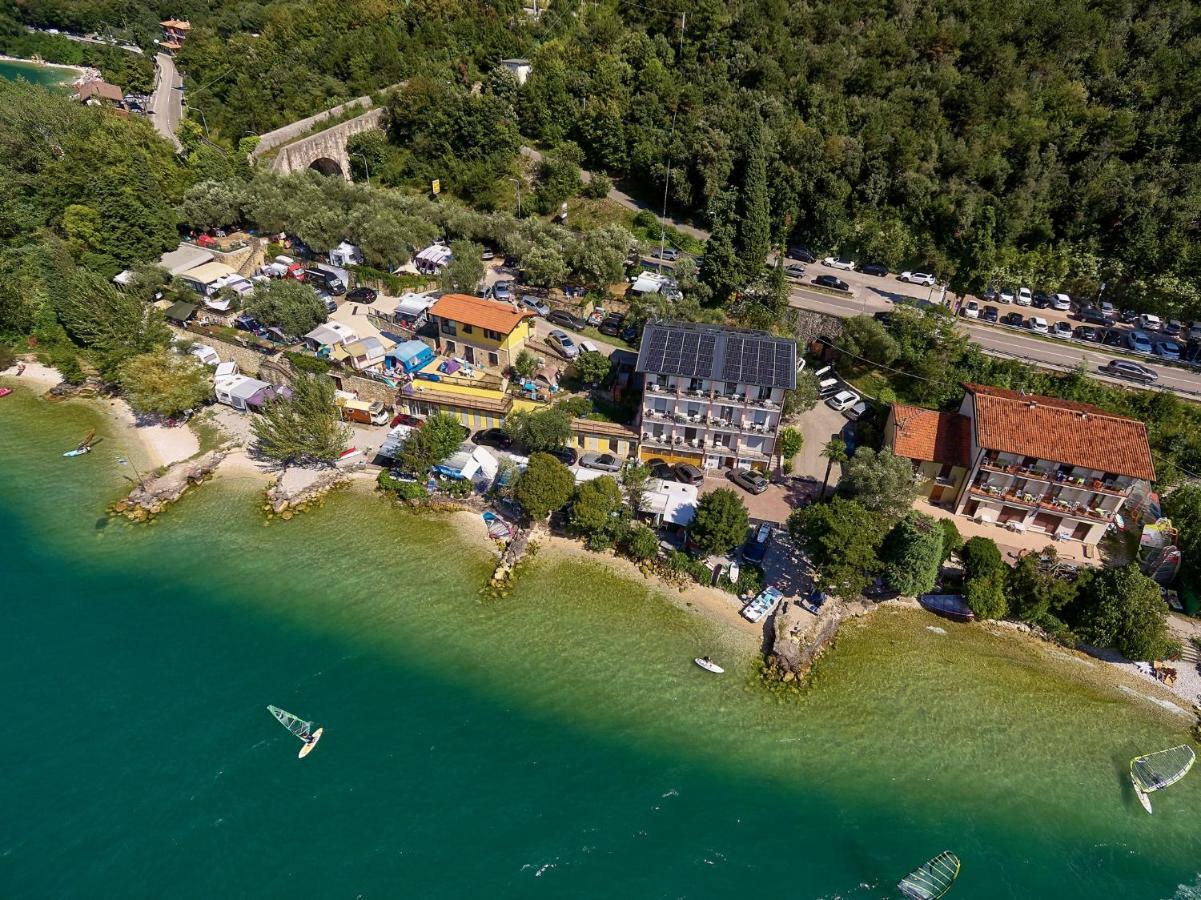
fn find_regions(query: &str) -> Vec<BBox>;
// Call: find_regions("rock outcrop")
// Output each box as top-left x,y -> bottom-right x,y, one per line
111,449 -> 227,521
265,465 -> 348,517
762,596 -> 877,686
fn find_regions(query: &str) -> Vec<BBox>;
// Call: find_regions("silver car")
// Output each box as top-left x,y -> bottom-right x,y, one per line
548,329 -> 579,359
580,452 -> 622,472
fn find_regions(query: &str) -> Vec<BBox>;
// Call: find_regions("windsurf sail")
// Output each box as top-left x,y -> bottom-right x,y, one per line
268,705 -> 314,742
898,851 -> 961,900
1130,745 -> 1195,814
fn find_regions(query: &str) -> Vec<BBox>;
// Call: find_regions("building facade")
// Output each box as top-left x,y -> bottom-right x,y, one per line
635,321 -> 796,471
160,19 -> 190,51
885,404 -> 971,507
888,385 -> 1156,546
428,293 -> 535,371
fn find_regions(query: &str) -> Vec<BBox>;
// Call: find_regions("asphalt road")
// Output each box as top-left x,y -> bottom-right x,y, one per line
149,53 -> 183,151
786,265 -> 1201,400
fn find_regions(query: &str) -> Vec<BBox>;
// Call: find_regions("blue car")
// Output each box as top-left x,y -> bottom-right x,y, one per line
1155,340 -> 1181,361
1127,330 -> 1154,354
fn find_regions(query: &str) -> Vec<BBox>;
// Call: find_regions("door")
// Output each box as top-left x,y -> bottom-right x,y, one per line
1072,521 -> 1092,541
998,505 -> 1025,524
1033,512 -> 1060,533
963,499 -> 978,517
930,485 -> 946,505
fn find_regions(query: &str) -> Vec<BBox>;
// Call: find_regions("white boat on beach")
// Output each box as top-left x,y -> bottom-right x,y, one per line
741,586 -> 783,623
694,657 -> 724,674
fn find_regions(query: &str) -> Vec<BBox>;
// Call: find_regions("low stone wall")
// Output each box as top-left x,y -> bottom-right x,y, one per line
175,328 -> 274,377
251,94 -> 374,159
337,372 -> 398,406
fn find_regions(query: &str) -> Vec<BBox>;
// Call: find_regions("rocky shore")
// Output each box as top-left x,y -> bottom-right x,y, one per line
762,596 -> 887,686
264,465 -> 351,518
111,449 -> 228,521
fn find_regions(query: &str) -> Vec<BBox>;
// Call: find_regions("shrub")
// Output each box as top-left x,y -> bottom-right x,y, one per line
377,470 -> 429,501
285,351 -> 331,374
582,173 -> 613,199
938,519 -> 964,562
622,523 -> 660,562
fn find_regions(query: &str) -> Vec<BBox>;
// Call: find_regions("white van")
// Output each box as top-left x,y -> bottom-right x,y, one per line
818,377 -> 840,397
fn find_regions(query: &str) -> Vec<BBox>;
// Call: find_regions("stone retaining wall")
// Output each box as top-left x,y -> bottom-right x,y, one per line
251,95 -> 374,159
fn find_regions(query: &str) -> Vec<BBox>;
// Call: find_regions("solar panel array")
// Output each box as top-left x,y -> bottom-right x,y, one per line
640,325 -> 717,378
721,335 -> 795,388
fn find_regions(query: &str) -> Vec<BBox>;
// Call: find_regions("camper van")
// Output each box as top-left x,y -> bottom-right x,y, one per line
338,397 -> 390,426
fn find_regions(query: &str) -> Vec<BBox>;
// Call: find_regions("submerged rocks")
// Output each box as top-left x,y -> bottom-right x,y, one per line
265,466 -> 347,517
763,596 -> 877,689
112,449 -> 227,521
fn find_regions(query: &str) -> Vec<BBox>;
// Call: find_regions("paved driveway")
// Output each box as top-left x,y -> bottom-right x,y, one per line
792,402 -> 849,497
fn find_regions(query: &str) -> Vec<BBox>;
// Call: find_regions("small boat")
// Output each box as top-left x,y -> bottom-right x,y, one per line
0,387 -> 12,397
694,657 -> 724,674
741,585 -> 783,623
898,850 -> 961,899
918,593 -> 975,622
1130,745 -> 1195,814
267,705 -> 324,759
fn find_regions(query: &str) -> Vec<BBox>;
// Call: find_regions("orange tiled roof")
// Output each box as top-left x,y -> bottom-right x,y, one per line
161,19 -> 191,29
964,383 -> 1155,481
430,293 -> 532,335
891,404 -> 971,467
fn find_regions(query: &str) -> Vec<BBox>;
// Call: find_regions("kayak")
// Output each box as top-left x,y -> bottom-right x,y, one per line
63,446 -> 92,458
0,387 -> 11,397
694,657 -> 724,674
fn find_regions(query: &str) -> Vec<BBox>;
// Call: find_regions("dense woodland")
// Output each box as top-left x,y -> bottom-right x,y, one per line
10,0 -> 1201,314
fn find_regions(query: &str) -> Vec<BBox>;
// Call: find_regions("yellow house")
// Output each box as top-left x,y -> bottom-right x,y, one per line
428,294 -> 535,371
885,403 -> 971,508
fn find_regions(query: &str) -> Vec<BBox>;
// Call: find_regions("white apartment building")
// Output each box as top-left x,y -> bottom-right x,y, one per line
635,321 -> 797,472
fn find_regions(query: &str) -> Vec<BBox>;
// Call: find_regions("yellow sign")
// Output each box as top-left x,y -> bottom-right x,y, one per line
431,179 -> 441,195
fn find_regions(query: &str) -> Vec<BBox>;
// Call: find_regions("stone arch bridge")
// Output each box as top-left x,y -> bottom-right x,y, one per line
265,106 -> 386,179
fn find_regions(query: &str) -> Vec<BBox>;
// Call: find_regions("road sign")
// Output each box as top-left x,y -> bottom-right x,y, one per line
431,179 -> 441,195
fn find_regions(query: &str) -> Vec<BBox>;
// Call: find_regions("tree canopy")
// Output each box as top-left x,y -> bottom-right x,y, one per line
251,374 -> 350,465
789,497 -> 888,599
246,279 -> 327,339
514,452 -> 575,520
689,488 -> 749,556
117,349 -> 211,417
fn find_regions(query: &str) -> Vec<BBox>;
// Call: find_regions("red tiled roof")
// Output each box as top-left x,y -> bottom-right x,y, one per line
890,404 -> 971,467
964,383 -> 1155,481
430,294 -> 532,335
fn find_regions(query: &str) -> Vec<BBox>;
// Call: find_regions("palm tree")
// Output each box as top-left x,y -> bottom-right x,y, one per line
820,437 -> 848,500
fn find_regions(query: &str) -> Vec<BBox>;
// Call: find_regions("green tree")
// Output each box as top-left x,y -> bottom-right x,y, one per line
783,372 -> 820,417
514,452 -> 575,520
789,497 -> 889,598
521,237 -> 568,287
582,173 -> 612,200
841,448 -> 920,519
569,475 -> 625,549
117,349 -> 211,417
1004,547 -> 1079,625
735,126 -> 771,275
398,412 -> 465,473
1071,565 -> 1178,660
882,511 -> 943,596
574,350 -> 612,385
839,316 -> 900,366
621,460 -> 651,515
960,537 -> 1008,620
534,142 -> 584,213
440,240 -> 485,293
702,190 -> 744,301
689,488 -> 749,556
246,279 -> 326,338
622,523 -> 660,563
179,179 -> 243,230
251,374 -> 350,465
567,225 -> 634,288
55,271 -> 171,377
513,350 -> 539,379
820,437 -> 848,500
938,518 -> 964,563
507,407 -> 572,452
778,427 -> 802,462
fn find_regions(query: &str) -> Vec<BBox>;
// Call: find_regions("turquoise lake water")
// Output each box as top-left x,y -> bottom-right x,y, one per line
0,58 -> 78,88
2,386 -> 1200,898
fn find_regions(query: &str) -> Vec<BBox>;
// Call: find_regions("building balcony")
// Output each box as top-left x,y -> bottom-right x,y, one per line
968,485 -> 1116,523
978,459 -> 1127,496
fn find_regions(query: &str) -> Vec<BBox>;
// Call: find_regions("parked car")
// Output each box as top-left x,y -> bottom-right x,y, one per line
1127,330 -> 1154,354
1189,322 -> 1201,343
548,329 -> 580,359
578,339 -> 601,355
1031,292 -> 1052,309
581,452 -> 623,473
814,274 -> 850,291
672,463 -> 705,485
547,309 -> 586,330
1155,340 -> 1182,361
1073,325 -> 1101,342
1016,286 -> 1033,306
899,271 -> 937,286
472,428 -> 512,449
481,248 -> 495,261
651,247 -> 681,262
1102,328 -> 1126,348
728,468 -> 769,494
1139,313 -> 1162,332
825,389 -> 860,411
1026,316 -> 1049,333
742,521 -> 773,562
784,264 -> 806,278
491,281 -> 513,301
304,268 -> 346,295
1120,308 -> 1140,324
961,300 -> 980,319
234,314 -> 267,336
860,263 -> 889,277
823,257 -> 856,270
599,312 -> 626,336
346,287 -> 377,303
522,295 -> 551,317
647,458 -> 674,481
620,323 -> 640,343
980,305 -> 999,323
999,287 -> 1016,304
1077,305 -> 1111,326
1001,312 -> 1024,328
818,376 -> 840,397
845,400 -> 869,421
1166,319 -> 1185,337
1050,321 -> 1073,339
787,245 -> 817,263
546,446 -> 578,467
1051,293 -> 1072,312
1100,359 -> 1158,384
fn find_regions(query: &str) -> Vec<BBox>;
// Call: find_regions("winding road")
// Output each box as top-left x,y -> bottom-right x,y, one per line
149,52 -> 183,152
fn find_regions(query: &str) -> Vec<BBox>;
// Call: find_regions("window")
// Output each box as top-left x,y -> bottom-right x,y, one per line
440,319 -> 456,336
488,352 -> 499,367
445,341 -> 456,356
609,438 -> 619,453
461,324 -> 473,334
484,329 -> 501,341
758,385 -> 771,401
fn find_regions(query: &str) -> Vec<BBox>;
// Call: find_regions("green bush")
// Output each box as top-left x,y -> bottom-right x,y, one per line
439,478 -> 473,498
377,470 -> 429,501
582,174 -> 613,199
285,351 -> 331,374
622,523 -> 660,562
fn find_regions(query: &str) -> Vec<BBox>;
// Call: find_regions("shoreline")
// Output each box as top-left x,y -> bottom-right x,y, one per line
0,53 -> 91,77
7,366 -> 1197,724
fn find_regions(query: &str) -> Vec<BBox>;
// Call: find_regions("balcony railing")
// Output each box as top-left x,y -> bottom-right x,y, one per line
968,485 -> 1115,523
978,459 -> 1127,496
